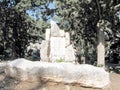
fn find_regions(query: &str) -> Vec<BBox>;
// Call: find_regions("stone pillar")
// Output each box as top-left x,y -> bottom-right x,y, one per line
97,20 -> 105,67
40,40 -> 50,62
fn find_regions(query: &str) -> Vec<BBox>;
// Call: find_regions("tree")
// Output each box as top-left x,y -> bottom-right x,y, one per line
0,2 -> 30,59
0,0 -> 50,60
54,0 -> 120,65
0,0 -> 56,60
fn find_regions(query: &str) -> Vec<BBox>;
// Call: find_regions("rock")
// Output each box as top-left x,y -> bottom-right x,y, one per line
59,30 -> 65,37
65,32 -> 70,47
45,29 -> 51,41
33,43 -> 41,50
65,45 -> 75,62
40,40 -> 50,62
26,42 -> 41,60
0,62 -> 7,74
27,42 -> 41,52
50,37 -> 65,62
0,62 -> 7,67
40,21 -> 75,63
50,20 -> 60,37
5,59 -> 110,88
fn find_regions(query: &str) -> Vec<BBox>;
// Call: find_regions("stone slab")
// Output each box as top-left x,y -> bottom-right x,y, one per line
65,45 -> 75,62
65,32 -> 70,47
45,29 -> 51,41
40,40 -> 50,62
50,37 -> 65,62
5,58 -> 110,88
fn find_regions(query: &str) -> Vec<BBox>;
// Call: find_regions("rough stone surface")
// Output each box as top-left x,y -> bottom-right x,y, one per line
40,40 -> 50,62
5,59 -> 110,88
45,29 -> 51,41
65,32 -> 70,47
50,37 -> 65,62
65,45 -> 75,62
0,62 -> 7,67
40,21 -> 76,62
50,20 -> 60,37
59,30 -> 65,37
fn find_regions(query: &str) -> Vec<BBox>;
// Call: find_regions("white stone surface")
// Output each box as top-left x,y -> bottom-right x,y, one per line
50,20 -> 60,36
65,32 -> 70,47
0,62 -> 7,67
40,40 -> 50,62
27,42 -> 41,52
45,29 -> 51,41
65,45 -> 75,62
6,58 -> 110,88
50,37 -> 65,62
59,30 -> 65,37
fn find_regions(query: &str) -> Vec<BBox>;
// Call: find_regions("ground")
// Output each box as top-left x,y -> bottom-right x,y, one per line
0,66 -> 120,90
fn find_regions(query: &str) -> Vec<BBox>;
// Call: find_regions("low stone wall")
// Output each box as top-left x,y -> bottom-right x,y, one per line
5,58 -> 110,88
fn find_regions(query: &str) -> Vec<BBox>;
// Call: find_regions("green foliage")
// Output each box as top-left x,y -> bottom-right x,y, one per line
55,0 -> 120,64
0,0 -> 50,60
56,58 -> 65,62
97,64 -> 104,67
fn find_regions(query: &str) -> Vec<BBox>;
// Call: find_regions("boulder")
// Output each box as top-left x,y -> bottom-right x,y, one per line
5,58 -> 110,88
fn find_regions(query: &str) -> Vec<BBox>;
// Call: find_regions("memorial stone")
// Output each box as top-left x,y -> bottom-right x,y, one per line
45,29 -> 51,41
50,37 -> 65,62
50,20 -> 60,37
40,40 -> 50,62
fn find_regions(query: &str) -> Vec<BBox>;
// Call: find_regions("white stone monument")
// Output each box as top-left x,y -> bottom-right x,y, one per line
40,40 -> 50,62
50,37 -> 65,62
45,29 -> 51,41
50,20 -> 60,37
65,45 -> 75,62
40,20 -> 75,62
65,32 -> 70,47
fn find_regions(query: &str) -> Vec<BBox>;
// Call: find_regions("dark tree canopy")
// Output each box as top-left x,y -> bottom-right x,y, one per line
0,3 -> 29,59
0,0 -> 49,60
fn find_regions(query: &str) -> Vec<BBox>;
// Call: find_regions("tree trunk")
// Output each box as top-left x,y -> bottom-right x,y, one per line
97,20 -> 105,67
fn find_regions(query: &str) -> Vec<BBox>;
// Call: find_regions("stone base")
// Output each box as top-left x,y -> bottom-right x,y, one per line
5,58 -> 110,88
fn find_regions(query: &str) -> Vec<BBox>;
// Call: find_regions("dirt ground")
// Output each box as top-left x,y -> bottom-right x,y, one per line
0,67 -> 120,90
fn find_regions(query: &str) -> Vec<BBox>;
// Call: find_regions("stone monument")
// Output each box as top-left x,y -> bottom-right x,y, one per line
40,20 -> 75,62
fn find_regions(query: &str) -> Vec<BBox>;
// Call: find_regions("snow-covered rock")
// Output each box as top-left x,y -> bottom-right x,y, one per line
5,58 -> 110,88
